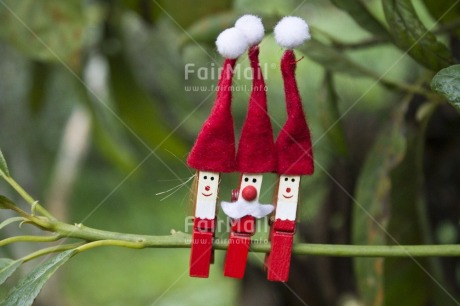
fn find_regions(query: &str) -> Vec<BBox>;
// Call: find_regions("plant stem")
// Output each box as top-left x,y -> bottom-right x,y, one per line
287,243 -> 460,257
328,18 -> 460,50
2,215 -> 460,257
378,77 -> 437,99
433,18 -> 460,35
76,240 -> 145,253
21,243 -> 83,263
0,195 -> 53,229
2,173 -> 459,258
340,36 -> 387,49
0,234 -> 61,246
1,174 -> 55,219
26,219 -> 460,257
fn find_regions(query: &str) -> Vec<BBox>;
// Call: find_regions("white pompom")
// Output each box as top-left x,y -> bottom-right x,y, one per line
235,14 -> 264,46
274,16 -> 310,49
216,27 -> 249,59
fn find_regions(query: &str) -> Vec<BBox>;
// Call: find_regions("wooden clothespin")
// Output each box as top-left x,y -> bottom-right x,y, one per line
266,16 -> 314,282
187,27 -> 248,277
221,15 -> 276,279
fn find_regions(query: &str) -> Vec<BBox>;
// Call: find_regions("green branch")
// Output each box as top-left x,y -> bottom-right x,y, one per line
0,195 -> 53,229
76,240 -> 145,252
288,243 -> 460,257
1,171 -> 459,258
0,234 -> 61,246
330,18 -> 460,50
1,174 -> 55,219
21,243 -> 83,263
9,218 -> 458,257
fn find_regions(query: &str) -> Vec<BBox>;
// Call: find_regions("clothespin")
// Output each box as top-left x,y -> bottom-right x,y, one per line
220,15 -> 276,279
266,16 -> 314,282
187,27 -> 248,278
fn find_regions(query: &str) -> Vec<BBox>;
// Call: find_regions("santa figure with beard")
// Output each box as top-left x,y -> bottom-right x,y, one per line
221,15 -> 276,279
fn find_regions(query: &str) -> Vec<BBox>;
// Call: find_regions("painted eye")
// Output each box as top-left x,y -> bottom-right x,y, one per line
244,177 -> 249,182
252,178 -> 257,183
210,176 -> 214,181
291,178 -> 295,182
203,175 -> 207,180
284,178 -> 288,181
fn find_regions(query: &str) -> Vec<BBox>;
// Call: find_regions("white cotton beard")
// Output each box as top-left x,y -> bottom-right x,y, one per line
221,199 -> 274,219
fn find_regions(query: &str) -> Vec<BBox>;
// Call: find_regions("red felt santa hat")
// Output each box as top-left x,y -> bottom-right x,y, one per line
187,28 -> 249,173
274,16 -> 314,175
234,15 -> 277,173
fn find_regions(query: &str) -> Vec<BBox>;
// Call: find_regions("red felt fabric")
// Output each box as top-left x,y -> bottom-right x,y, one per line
236,46 -> 277,173
187,59 -> 237,172
276,50 -> 314,175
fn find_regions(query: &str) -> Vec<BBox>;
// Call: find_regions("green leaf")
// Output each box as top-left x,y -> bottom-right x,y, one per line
353,107 -> 407,305
92,123 -> 138,173
108,52 -> 187,157
120,0 -> 162,24
27,62 -> 50,115
0,195 -> 15,210
318,72 -> 348,157
179,12 -> 280,49
384,104 -> 453,306
178,11 -> 240,49
331,0 -> 390,39
422,0 -> 460,25
0,1 -> 86,66
1,250 -> 76,306
384,115 -> 431,306
158,0 -> 232,28
0,259 -> 23,286
0,217 -> 25,230
0,147 -> 10,177
383,0 -> 454,71
300,39 -> 381,78
0,259 -> 14,270
431,64 -> 460,111
74,80 -> 138,173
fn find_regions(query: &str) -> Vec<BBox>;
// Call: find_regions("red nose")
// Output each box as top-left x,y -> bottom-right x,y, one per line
242,185 -> 257,201
205,186 -> 210,191
286,187 -> 291,193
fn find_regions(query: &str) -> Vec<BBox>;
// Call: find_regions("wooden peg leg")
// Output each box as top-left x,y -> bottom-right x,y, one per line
267,232 -> 294,282
190,230 -> 214,277
224,232 -> 251,278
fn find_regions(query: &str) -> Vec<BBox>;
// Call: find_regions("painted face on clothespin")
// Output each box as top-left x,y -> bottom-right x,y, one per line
277,175 -> 300,204
238,173 -> 263,202
274,174 -> 301,221
196,171 -> 220,203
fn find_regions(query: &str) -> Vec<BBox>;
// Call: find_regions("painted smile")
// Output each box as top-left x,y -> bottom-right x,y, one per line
201,192 -> 213,197
282,194 -> 293,199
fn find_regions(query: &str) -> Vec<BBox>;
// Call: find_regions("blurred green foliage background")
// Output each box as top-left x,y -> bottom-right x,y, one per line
0,0 -> 459,305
